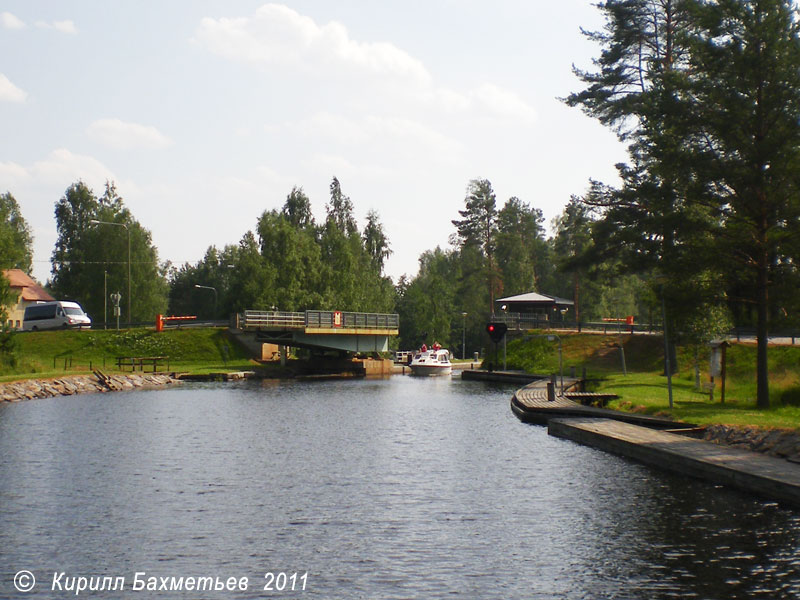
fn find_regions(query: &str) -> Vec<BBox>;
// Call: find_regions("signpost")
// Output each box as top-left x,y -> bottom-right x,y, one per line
110,292 -> 122,330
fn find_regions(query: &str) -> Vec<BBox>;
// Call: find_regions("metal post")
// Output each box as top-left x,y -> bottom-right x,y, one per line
721,343 -> 727,404
662,292 -> 673,409
462,312 -> 467,360
558,337 -> 563,393
103,270 -> 107,330
127,225 -> 131,326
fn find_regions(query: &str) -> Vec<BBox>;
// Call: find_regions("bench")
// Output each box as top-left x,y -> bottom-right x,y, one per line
116,356 -> 170,373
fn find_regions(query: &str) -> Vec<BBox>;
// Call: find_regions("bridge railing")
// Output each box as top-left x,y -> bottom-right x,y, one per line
240,310 -> 399,331
240,310 -> 306,329
306,310 -> 399,330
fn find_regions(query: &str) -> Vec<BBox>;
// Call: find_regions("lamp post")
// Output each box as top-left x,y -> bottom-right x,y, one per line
90,219 -> 130,326
103,270 -> 108,330
662,290 -> 674,409
194,284 -> 218,320
547,334 -> 563,393
501,304 -> 508,371
461,312 -> 467,360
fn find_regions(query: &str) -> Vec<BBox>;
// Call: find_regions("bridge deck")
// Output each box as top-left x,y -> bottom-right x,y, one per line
239,310 -> 399,334
237,309 -> 399,353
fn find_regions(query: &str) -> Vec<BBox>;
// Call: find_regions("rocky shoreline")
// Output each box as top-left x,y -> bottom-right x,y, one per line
703,424 -> 800,464
0,372 -> 181,402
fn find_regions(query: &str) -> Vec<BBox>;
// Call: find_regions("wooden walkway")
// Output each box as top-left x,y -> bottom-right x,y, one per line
511,378 -> 692,429
550,418 -> 800,507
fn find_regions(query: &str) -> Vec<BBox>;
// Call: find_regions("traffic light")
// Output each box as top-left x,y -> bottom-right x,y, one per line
486,322 -> 508,343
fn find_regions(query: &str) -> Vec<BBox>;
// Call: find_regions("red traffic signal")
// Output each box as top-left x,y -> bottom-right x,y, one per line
486,322 -> 508,343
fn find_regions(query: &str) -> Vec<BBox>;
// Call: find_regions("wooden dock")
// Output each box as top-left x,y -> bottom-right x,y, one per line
460,369 -> 545,384
549,418 -> 800,507
511,378 -> 692,429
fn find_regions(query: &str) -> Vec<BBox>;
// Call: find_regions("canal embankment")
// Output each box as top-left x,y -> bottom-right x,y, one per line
508,378 -> 800,506
549,418 -> 800,507
0,372 -> 181,402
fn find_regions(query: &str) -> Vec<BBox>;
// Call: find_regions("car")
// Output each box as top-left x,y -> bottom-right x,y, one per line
23,301 -> 92,331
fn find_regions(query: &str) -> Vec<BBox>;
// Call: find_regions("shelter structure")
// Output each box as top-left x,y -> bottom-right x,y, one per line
3,269 -> 54,329
495,292 -> 574,323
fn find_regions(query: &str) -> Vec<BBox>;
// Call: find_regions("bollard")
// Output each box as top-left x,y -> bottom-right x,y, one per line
547,381 -> 555,402
570,366 -> 576,378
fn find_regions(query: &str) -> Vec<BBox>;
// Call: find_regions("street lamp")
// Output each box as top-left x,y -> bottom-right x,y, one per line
461,312 -> 468,360
90,219 -> 130,326
501,304 -> 508,370
194,284 -> 218,320
103,270 -> 108,329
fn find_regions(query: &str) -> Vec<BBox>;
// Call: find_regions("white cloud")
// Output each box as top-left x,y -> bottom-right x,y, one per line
0,160 -> 30,184
195,4 -> 431,84
294,112 -> 371,145
1,12 -> 25,29
87,118 -> 173,150
471,83 -> 538,125
35,19 -> 77,34
364,115 -> 463,158
292,112 -> 462,159
0,150 -> 117,197
0,73 -> 27,103
194,5 -> 539,130
31,148 -> 116,186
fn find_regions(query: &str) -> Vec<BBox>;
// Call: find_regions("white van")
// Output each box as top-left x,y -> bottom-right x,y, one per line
23,301 -> 92,331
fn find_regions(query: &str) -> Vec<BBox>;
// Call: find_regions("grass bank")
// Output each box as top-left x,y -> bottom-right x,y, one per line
500,332 -> 800,430
1,327 -> 258,381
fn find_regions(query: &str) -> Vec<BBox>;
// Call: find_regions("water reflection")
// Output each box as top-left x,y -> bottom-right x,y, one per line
0,377 -> 799,599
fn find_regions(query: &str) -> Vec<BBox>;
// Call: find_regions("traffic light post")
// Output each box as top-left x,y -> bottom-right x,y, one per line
486,322 -> 508,371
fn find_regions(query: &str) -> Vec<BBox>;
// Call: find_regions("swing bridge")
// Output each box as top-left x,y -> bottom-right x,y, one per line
235,309 -> 399,353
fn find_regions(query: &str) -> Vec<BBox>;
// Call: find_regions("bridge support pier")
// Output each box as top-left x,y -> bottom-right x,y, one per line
279,345 -> 287,366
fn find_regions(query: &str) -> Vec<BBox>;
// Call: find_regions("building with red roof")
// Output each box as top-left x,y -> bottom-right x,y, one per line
4,269 -> 54,329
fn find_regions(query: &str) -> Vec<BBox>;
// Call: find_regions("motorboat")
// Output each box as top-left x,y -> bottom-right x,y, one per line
409,348 -> 452,376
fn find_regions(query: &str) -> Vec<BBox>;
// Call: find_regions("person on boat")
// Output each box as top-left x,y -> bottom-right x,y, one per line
432,341 -> 441,351
420,343 -> 428,353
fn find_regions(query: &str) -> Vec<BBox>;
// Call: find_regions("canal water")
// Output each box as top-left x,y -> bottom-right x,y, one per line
1,376 -> 799,599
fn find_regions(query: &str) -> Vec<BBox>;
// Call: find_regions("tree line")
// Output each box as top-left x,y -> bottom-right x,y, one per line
394,179 -> 651,358
0,177 -> 396,327
562,0 -> 800,408
0,174 -> 643,349
168,178 -> 394,319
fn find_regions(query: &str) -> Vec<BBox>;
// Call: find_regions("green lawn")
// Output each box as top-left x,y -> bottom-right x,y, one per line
596,372 -> 800,429
1,327 -> 258,380
501,331 -> 800,430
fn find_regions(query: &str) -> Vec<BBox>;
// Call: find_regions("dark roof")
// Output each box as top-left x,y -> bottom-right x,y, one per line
496,292 -> 574,306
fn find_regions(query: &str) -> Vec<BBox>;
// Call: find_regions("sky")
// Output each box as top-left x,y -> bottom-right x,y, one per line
0,1 -> 627,287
